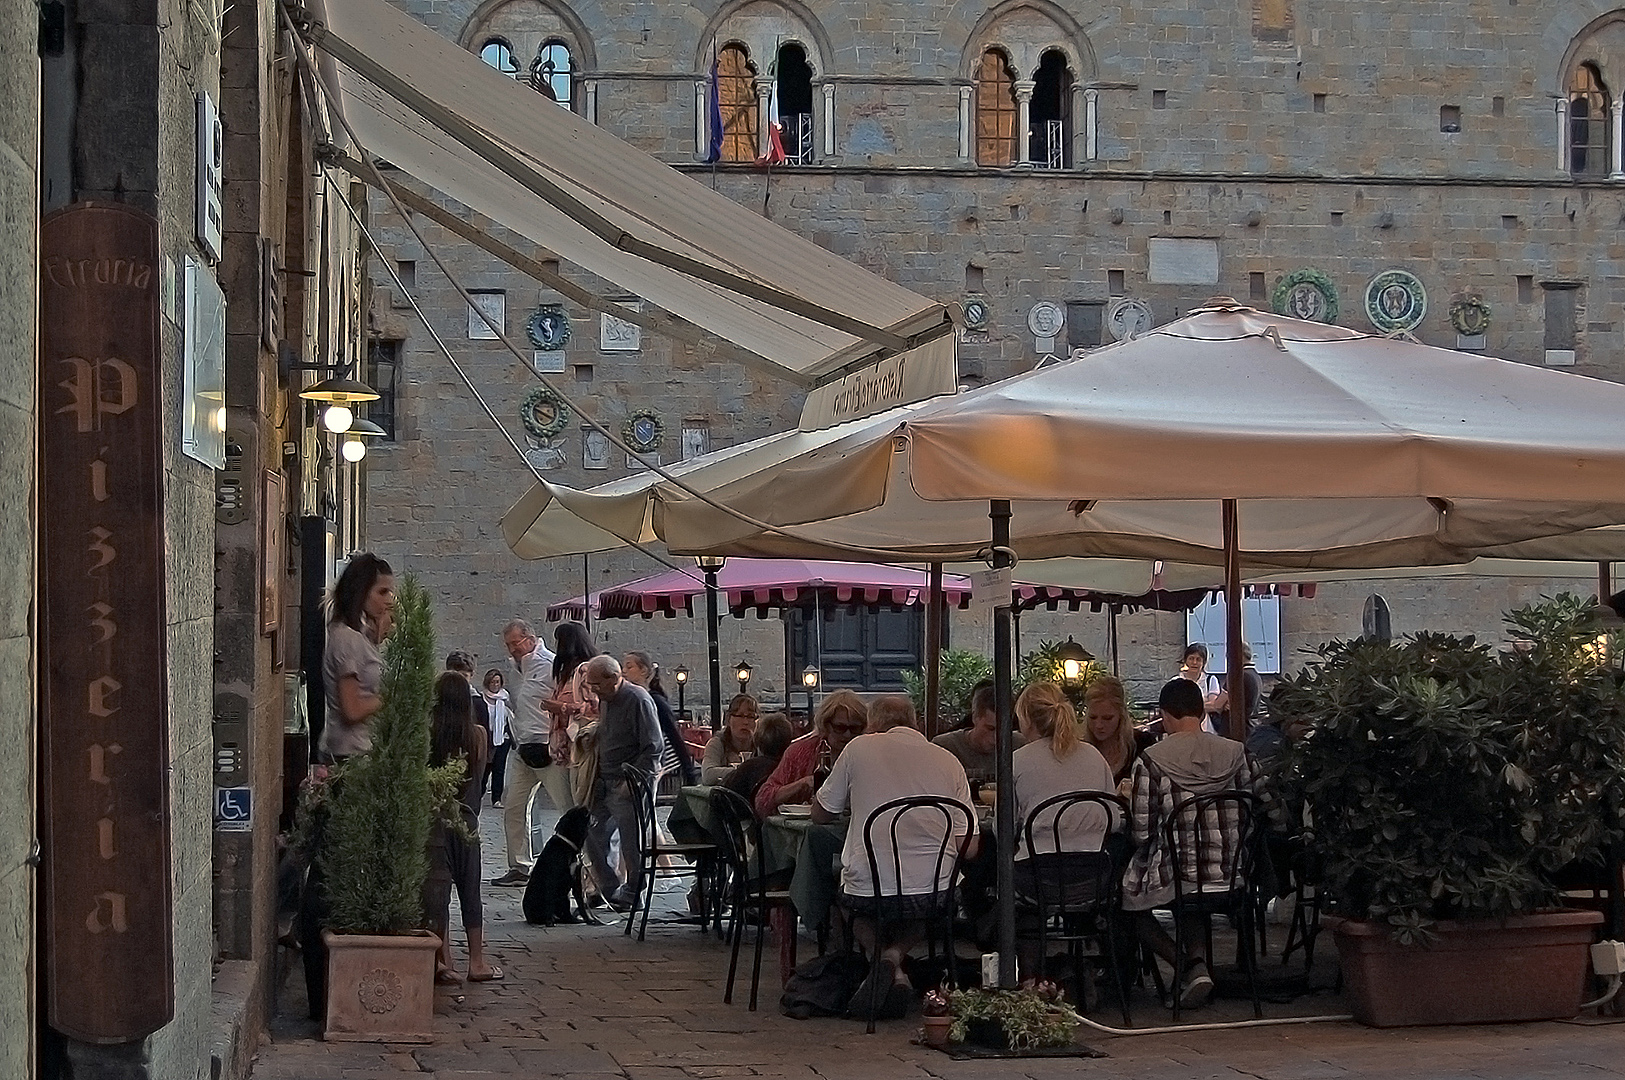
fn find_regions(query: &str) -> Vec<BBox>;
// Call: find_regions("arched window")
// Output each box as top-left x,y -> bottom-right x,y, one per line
776,42 -> 815,164
717,43 -> 759,163
1570,62 -> 1611,178
975,48 -> 1017,166
1031,49 -> 1072,169
479,38 -> 519,75
530,41 -> 572,107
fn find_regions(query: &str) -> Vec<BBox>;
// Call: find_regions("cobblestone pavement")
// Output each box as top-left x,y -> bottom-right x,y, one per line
253,806 -> 1625,1080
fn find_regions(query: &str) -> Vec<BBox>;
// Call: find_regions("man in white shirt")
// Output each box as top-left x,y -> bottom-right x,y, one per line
813,695 -> 977,1020
491,619 -> 555,887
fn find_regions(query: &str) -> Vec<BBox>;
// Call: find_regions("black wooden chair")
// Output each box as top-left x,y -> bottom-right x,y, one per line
708,786 -> 798,1010
1016,790 -> 1133,1026
623,764 -> 718,941
853,795 -> 976,1033
1160,790 -> 1264,1021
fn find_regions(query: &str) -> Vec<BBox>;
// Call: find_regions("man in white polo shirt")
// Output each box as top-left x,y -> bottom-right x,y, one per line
813,694 -> 977,1021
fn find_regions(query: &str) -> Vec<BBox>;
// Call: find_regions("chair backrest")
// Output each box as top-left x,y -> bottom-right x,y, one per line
623,763 -> 658,849
1162,790 -> 1260,899
707,786 -> 762,881
861,794 -> 975,902
1020,790 -> 1127,913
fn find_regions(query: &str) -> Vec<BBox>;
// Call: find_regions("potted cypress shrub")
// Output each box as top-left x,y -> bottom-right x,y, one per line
1277,595 -> 1623,1026
317,577 -> 462,1042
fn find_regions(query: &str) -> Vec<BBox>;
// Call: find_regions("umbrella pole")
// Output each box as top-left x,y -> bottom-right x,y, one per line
706,566 -> 723,731
583,554 -> 591,636
1109,603 -> 1120,676
924,562 -> 943,739
990,500 -> 1017,988
1601,561 -> 1613,605
1223,499 -> 1244,742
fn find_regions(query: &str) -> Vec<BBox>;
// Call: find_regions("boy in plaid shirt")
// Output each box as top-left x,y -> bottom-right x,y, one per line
1122,678 -> 1265,1008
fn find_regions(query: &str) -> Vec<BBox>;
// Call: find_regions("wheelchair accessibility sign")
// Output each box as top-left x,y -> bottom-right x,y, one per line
215,787 -> 252,832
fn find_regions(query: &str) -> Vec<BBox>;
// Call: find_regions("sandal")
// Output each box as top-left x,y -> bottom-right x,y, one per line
435,966 -> 464,986
468,965 -> 504,983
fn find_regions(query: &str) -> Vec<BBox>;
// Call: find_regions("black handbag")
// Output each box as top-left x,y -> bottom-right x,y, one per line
517,741 -> 552,770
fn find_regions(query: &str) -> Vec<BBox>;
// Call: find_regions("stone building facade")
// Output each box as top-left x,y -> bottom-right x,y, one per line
363,0 -> 1622,706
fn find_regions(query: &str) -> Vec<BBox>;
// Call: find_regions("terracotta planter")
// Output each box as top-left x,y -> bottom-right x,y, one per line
921,1013 -> 952,1047
322,930 -> 441,1043
1329,909 -> 1602,1027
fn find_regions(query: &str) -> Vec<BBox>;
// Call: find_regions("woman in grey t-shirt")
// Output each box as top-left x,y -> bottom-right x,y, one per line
320,553 -> 395,759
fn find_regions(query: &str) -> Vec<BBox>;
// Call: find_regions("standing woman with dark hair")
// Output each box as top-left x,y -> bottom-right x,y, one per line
426,671 -> 500,983
481,669 -> 511,808
624,651 -> 700,785
539,621 -> 600,809
320,553 -> 395,761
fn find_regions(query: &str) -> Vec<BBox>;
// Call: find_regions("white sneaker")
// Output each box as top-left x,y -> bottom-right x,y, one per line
1178,963 -> 1214,1009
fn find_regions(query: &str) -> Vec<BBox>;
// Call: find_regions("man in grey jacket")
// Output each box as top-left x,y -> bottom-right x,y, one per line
580,654 -> 663,909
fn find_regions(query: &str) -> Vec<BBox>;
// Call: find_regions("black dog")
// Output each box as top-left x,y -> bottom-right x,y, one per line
523,806 -> 594,926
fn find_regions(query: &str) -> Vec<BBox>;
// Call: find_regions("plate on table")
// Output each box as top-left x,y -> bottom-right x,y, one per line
779,804 -> 813,818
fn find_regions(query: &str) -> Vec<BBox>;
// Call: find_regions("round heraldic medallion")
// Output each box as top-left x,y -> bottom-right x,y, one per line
1272,268 -> 1340,324
623,408 -> 664,453
526,304 -> 571,351
520,384 -> 571,441
1027,301 -> 1065,339
962,297 -> 990,331
1364,270 -> 1428,333
1106,297 -> 1155,341
1449,295 -> 1492,337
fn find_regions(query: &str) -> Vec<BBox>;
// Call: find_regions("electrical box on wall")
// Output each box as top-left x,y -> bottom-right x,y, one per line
196,91 -> 224,261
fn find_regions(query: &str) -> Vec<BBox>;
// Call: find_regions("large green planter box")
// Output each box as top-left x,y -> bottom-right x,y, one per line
1329,909 -> 1603,1027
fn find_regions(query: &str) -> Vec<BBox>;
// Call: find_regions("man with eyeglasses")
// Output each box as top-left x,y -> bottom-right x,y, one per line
754,688 -> 869,819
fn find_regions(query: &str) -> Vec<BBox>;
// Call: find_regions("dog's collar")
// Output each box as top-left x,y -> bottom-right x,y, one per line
555,834 -> 581,854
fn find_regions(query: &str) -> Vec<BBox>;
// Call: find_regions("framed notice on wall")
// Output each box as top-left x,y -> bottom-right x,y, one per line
262,470 -> 285,635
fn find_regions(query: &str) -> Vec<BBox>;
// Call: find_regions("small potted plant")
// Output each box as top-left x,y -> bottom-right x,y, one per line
945,981 -> 1083,1051
1277,594 -> 1623,1026
920,988 -> 952,1047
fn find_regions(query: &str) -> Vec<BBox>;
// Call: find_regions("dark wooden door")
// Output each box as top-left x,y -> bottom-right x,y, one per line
786,604 -> 925,691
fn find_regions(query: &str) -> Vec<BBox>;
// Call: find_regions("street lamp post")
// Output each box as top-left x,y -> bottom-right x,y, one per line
697,555 -> 727,731
734,660 -> 752,695
1056,637 -> 1095,684
673,665 -> 689,722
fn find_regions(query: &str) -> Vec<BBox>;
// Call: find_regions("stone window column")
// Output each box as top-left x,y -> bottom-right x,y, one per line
822,82 -> 837,157
1556,98 -> 1569,174
1612,97 -> 1624,180
1070,84 -> 1086,166
583,79 -> 599,125
957,85 -> 973,161
1083,87 -> 1099,161
1013,79 -> 1035,166
756,79 -> 774,158
695,80 -> 708,160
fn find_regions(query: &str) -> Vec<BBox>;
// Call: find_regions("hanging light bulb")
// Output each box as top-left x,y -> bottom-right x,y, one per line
323,404 -> 354,433
340,435 -> 367,462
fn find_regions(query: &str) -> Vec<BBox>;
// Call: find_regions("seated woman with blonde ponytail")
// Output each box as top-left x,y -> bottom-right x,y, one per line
1011,682 -> 1119,861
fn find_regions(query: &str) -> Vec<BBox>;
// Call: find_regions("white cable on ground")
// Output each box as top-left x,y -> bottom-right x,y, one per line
1075,1012 -> 1353,1037
1581,975 -> 1621,1012
282,3 -> 956,565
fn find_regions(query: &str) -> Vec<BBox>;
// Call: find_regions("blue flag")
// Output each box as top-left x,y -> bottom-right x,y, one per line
704,53 -> 723,163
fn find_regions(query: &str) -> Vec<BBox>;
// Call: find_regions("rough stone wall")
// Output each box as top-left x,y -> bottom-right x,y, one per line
364,0 -> 1625,710
0,0 -> 38,1071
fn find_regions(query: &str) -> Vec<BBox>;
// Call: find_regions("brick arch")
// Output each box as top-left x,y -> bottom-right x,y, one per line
458,0 -> 598,72
691,0 -> 834,77
953,0 -> 1097,84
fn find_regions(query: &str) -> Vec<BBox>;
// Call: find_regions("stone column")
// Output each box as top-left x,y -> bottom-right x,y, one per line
958,84 -> 973,161
583,79 -> 599,125
1084,86 -> 1099,161
1612,98 -> 1623,180
694,80 -> 707,160
1013,79 -> 1035,166
1556,98 -> 1569,174
1070,84 -> 1086,166
755,78 -> 773,158
822,82 -> 837,157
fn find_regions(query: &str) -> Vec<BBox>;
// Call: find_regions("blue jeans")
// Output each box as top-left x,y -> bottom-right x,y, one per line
585,777 -> 642,900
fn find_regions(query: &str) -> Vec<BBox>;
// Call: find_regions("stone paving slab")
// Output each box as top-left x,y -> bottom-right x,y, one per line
252,810 -> 1625,1080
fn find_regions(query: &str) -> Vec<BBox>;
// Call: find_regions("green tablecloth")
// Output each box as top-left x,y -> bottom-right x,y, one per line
669,785 -> 719,846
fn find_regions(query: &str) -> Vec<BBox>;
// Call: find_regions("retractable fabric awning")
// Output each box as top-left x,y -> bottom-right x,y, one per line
300,0 -> 953,386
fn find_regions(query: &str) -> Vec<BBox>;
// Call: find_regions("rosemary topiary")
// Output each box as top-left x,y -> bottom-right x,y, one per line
320,575 -> 443,935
